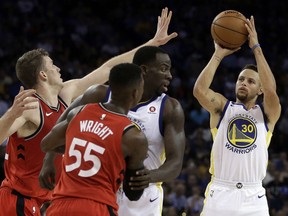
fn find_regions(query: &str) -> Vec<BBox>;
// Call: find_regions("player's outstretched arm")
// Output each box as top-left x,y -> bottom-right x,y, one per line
193,42 -> 237,116
59,7 -> 178,104
246,16 -> 281,129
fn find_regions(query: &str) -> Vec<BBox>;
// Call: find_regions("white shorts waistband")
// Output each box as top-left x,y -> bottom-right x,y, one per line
212,177 -> 262,189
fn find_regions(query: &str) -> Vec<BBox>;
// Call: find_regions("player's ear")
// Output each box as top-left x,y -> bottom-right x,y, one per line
38,70 -> 48,81
132,88 -> 138,100
257,88 -> 263,95
140,65 -> 148,76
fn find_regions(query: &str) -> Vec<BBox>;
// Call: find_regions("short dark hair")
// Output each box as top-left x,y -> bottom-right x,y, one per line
132,46 -> 168,65
241,64 -> 258,72
109,63 -> 142,91
16,48 -> 49,88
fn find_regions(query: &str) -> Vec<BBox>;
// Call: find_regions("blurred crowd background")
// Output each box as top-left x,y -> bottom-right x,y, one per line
0,0 -> 288,216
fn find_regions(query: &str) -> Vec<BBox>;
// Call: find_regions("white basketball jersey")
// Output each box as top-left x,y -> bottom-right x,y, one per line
128,94 -> 167,170
210,101 -> 272,183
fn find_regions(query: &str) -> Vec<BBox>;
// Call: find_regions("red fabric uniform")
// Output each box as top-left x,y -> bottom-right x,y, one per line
47,103 -> 134,216
0,94 -> 66,215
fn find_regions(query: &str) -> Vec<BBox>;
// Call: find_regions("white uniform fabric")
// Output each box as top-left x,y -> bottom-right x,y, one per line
117,94 -> 167,216
202,178 -> 269,216
201,101 -> 271,216
117,184 -> 163,216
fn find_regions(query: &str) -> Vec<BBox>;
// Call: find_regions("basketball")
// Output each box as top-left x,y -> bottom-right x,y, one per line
211,10 -> 248,49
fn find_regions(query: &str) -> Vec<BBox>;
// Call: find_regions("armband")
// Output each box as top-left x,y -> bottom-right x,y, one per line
251,43 -> 261,52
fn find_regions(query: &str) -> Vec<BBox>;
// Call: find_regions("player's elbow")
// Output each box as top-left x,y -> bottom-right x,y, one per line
169,160 -> 184,181
193,84 -> 204,99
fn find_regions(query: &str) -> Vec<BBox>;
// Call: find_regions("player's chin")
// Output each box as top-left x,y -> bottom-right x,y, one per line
236,93 -> 247,101
157,89 -> 166,96
155,88 -> 163,96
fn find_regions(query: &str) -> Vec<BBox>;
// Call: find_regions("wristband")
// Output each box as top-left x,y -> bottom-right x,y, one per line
251,43 -> 260,51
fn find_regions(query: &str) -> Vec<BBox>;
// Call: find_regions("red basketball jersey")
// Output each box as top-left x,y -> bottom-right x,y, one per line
53,103 -> 134,211
1,94 -> 67,204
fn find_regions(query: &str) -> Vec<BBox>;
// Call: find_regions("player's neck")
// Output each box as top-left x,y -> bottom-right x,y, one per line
35,83 -> 60,107
236,99 -> 256,110
103,102 -> 128,115
36,90 -> 59,107
140,91 -> 157,103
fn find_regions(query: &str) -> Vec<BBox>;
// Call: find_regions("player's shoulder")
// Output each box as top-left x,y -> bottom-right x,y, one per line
123,124 -> 146,145
86,84 -> 109,95
83,84 -> 109,102
164,95 -> 182,110
163,95 -> 184,118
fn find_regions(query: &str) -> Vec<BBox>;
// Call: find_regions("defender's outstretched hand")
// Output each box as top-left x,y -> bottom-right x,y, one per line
151,7 -> 178,46
10,86 -> 37,118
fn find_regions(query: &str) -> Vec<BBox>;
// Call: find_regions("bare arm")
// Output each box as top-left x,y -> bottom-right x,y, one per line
193,43 -> 238,128
40,119 -> 67,154
59,7 -> 178,104
122,127 -> 148,170
122,126 -> 148,200
57,84 -> 109,124
150,97 -> 185,182
0,87 -> 37,144
246,16 -> 281,131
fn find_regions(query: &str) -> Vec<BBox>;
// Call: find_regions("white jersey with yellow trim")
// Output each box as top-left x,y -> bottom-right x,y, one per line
128,93 -> 167,170
210,100 -> 272,183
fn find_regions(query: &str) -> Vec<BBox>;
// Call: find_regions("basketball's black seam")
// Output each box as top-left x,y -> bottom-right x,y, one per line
212,28 -> 244,46
212,23 -> 248,36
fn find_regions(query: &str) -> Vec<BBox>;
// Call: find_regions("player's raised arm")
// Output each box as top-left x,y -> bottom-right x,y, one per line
245,16 -> 281,130
59,7 -> 178,104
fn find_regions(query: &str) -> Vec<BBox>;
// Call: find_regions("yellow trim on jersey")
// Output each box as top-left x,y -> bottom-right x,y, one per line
156,183 -> 163,215
131,122 -> 141,131
209,128 -> 218,175
266,131 -> 272,148
266,131 -> 273,169
211,128 -> 217,140
160,148 -> 166,164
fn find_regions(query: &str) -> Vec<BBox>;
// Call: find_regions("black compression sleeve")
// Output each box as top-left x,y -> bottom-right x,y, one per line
123,167 -> 144,201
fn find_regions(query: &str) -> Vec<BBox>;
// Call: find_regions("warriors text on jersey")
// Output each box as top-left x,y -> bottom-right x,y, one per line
52,103 -> 135,211
210,101 -> 272,182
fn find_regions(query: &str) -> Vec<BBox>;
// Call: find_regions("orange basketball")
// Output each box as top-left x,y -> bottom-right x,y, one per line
211,10 -> 248,49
